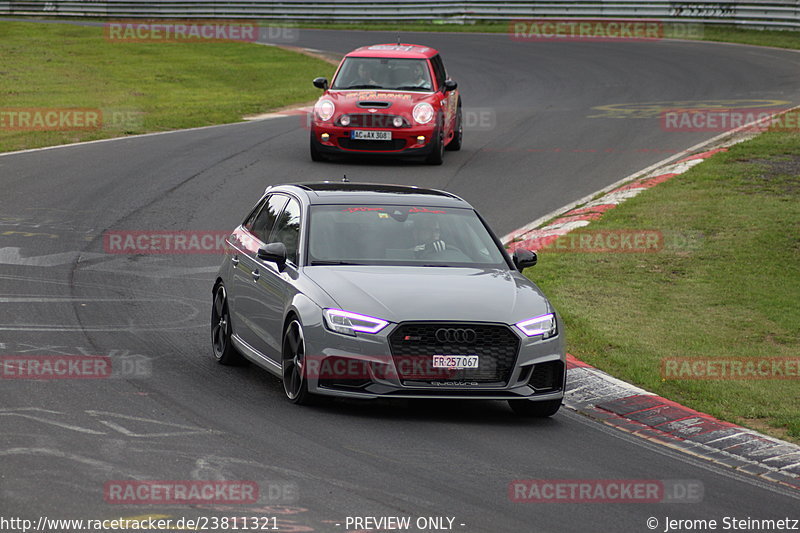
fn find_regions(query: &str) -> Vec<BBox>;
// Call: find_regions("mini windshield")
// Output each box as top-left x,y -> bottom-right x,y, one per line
307,205 -> 509,268
331,57 -> 433,91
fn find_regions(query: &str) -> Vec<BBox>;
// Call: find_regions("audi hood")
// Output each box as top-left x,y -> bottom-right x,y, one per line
303,266 -> 553,325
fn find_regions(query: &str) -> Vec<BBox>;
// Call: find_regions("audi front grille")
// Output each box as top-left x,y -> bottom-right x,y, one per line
387,323 -> 520,385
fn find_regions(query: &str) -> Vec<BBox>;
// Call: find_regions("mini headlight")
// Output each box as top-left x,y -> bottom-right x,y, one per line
392,116 -> 404,128
515,313 -> 557,339
340,114 -> 351,126
323,309 -> 389,336
412,102 -> 434,125
315,99 -> 335,122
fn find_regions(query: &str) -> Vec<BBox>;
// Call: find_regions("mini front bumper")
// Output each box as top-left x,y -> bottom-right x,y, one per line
311,123 -> 439,156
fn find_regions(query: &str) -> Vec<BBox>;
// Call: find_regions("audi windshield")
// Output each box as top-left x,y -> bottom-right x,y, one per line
307,205 -> 509,268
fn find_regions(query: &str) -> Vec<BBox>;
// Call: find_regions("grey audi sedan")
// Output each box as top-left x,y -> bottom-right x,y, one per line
211,182 -> 566,416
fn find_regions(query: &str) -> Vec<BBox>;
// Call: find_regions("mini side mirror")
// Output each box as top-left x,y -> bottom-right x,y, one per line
443,79 -> 458,92
313,77 -> 329,90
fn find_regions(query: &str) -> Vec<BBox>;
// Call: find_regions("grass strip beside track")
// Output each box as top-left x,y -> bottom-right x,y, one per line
0,21 -> 335,153
528,130 -> 800,442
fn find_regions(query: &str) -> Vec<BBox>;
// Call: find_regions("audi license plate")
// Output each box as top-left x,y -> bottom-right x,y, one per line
432,355 -> 479,369
351,130 -> 392,141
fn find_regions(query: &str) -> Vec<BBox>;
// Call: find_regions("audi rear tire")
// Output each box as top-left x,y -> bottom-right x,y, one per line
211,284 -> 246,366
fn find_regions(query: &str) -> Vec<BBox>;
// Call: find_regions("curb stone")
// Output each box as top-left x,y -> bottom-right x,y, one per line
564,356 -> 800,490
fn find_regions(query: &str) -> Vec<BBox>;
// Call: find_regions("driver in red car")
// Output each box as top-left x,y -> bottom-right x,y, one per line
352,63 -> 378,87
406,63 -> 432,90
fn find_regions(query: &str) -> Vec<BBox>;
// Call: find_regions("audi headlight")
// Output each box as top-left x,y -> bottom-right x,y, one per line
315,99 -> 335,122
515,313 -> 557,339
412,102 -> 434,125
323,309 -> 389,336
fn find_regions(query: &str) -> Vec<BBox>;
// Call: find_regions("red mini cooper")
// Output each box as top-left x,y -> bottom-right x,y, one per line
309,43 -> 462,165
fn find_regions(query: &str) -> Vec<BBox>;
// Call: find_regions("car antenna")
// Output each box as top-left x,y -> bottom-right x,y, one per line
342,174 -> 350,183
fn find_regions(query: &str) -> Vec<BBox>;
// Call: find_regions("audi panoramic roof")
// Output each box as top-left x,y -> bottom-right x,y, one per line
273,182 -> 467,207
299,182 -> 453,196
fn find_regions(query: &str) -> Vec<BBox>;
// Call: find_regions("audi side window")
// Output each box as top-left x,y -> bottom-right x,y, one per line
251,194 -> 289,244
243,197 -> 268,230
269,198 -> 301,265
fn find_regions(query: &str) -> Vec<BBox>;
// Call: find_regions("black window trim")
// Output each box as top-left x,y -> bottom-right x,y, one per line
265,193 -> 304,268
430,54 -> 447,91
246,193 -> 291,245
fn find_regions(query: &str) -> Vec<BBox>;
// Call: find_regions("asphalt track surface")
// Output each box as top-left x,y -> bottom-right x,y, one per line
2,28 -> 800,531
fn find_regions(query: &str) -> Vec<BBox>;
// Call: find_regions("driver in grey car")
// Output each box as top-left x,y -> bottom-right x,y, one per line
412,215 -> 447,257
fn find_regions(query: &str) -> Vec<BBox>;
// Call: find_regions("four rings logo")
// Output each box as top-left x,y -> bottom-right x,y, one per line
435,328 -> 477,343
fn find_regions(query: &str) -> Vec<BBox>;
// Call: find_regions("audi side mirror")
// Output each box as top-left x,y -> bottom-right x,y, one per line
513,249 -> 537,272
258,242 -> 287,271
313,77 -> 329,90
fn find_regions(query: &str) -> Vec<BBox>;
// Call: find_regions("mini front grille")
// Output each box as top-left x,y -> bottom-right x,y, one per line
388,323 -> 520,384
339,114 -> 409,128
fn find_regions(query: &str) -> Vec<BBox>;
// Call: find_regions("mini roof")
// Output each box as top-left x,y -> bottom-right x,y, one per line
345,44 -> 438,59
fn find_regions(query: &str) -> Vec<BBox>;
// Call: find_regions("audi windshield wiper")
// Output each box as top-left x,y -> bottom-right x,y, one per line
309,260 -> 363,266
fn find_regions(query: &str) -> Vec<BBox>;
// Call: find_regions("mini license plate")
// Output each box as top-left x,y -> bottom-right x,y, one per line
432,355 -> 479,369
351,130 -> 392,141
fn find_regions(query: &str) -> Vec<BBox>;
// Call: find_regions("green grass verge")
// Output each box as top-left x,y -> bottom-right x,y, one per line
295,22 -> 800,50
0,21 -> 335,153
527,130 -> 800,442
